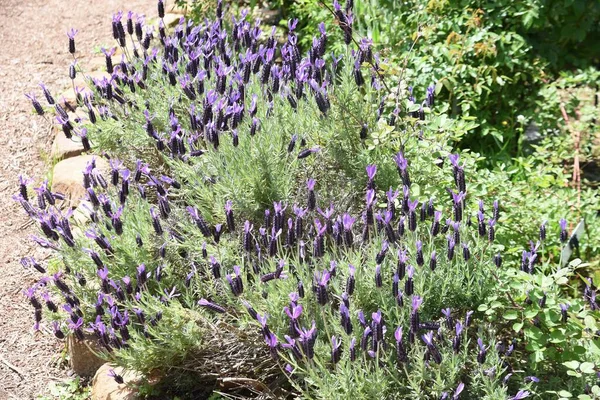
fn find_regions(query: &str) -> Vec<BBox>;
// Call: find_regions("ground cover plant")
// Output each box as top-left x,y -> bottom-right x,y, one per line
18,0 -> 600,398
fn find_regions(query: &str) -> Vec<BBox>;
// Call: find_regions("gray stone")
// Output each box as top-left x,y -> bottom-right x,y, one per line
51,129 -> 84,160
51,155 -> 109,208
91,363 -> 141,400
163,13 -> 183,28
67,333 -> 105,377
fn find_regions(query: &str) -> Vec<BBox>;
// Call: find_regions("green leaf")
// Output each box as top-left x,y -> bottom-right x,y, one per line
503,310 -> 518,320
591,340 -> 600,356
558,390 -> 573,398
585,315 -> 597,330
550,330 -> 565,343
580,362 -> 595,374
513,322 -> 524,332
524,309 -> 538,318
563,360 -> 580,370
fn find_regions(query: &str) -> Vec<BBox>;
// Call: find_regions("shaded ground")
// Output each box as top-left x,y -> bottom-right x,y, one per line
0,1 -> 155,398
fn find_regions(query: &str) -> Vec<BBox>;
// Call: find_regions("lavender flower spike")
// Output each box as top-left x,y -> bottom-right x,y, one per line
67,28 -> 78,54
331,335 -> 342,364
198,298 -> 226,313
559,218 -> 568,243
508,390 -> 530,400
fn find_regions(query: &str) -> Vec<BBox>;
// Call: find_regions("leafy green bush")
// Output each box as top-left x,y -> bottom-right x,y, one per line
18,1 -> 600,399
254,0 -> 600,161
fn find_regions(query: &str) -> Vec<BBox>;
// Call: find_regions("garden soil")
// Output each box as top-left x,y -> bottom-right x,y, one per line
0,1 -> 155,398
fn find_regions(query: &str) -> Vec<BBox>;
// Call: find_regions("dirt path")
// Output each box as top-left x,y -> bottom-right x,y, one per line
0,1 -> 155,398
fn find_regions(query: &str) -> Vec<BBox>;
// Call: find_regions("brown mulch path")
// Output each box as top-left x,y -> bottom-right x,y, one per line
0,1 -> 155,398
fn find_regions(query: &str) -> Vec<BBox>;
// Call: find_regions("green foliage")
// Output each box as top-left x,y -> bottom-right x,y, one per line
273,0 -> 600,161
38,377 -> 90,400
20,1 -> 600,399
480,256 -> 600,398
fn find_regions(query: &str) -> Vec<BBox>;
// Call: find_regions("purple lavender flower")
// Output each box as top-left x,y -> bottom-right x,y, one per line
491,254 -> 501,269
107,368 -> 124,384
560,303 -> 569,323
394,152 -> 411,187
366,164 -> 377,190
223,200 -> 235,232
331,336 -> 342,364
67,28 -> 78,54
508,390 -> 530,400
422,331 -> 442,364
395,326 -> 408,363
158,0 -> 165,18
464,310 -> 474,327
315,270 -> 330,305
452,321 -> 463,353
374,264 -> 382,288
150,207 -> 163,236
559,218 -> 568,243
476,338 -> 488,364
415,240 -> 424,266
488,219 -> 496,242
306,179 -> 317,211
298,147 -> 320,159
342,213 -> 355,246
25,93 -> 44,116
397,249 -> 408,279
39,82 -> 55,105
452,382 -> 465,400
345,264 -> 356,295
462,243 -> 470,261
407,199 -> 419,231
198,298 -> 226,313
410,294 -> 422,334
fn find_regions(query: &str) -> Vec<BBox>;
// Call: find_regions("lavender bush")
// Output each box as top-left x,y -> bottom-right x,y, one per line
18,0 -> 600,398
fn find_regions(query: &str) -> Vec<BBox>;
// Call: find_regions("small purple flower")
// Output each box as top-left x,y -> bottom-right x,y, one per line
67,28 -> 78,54
452,382 -> 465,400
284,303 -> 303,320
559,218 -> 568,243
298,147 -> 320,159
465,310 -> 474,327
107,368 -> 124,384
448,154 -> 460,168
366,164 -> 377,189
509,390 -> 530,400
331,335 -> 342,364
476,338 -> 488,364
560,303 -> 569,322
264,332 -> 279,359
198,298 -> 226,313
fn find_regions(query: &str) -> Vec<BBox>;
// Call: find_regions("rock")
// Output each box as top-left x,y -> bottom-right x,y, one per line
58,87 -> 84,109
91,363 -> 141,400
59,70 -> 112,107
67,333 -> 106,377
73,70 -> 111,90
255,8 -> 280,25
51,129 -> 85,160
163,13 -> 183,28
51,155 -> 109,208
84,56 -> 108,72
72,200 -> 94,226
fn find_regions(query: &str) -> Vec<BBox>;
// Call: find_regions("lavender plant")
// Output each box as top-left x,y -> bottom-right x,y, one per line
18,0 -> 599,398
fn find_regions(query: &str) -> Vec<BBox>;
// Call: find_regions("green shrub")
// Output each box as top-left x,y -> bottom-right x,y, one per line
18,1 -> 600,399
